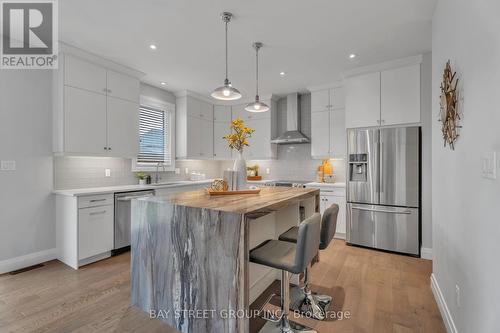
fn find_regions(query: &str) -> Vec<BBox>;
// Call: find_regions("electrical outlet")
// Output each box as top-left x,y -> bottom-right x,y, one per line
0,160 -> 16,171
481,151 -> 497,179
105,169 -> 111,177
266,168 -> 270,175
174,168 -> 181,175
455,284 -> 461,307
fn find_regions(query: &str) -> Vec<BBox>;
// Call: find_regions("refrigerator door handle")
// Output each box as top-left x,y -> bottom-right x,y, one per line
380,141 -> 383,196
352,206 -> 412,215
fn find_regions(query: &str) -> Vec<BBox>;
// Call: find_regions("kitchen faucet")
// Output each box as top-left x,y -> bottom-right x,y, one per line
154,162 -> 166,184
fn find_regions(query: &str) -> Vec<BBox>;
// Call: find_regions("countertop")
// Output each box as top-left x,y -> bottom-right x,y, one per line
52,179 -> 213,197
151,186 -> 319,214
305,182 -> 346,188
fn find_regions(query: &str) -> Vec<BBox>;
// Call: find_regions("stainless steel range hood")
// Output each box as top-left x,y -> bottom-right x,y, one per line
271,93 -> 310,144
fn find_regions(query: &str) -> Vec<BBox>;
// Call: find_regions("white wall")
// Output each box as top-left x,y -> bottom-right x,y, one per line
432,1 -> 500,332
0,70 -> 55,265
421,52 -> 433,253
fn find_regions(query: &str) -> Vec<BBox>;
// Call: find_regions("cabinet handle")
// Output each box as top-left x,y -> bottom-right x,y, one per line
90,198 -> 107,203
89,210 -> 107,216
104,147 -> 108,150
102,88 -> 107,93
107,89 -> 112,93
381,119 -> 385,124
108,147 -> 112,151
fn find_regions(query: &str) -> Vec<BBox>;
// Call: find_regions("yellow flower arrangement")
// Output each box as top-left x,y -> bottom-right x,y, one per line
223,118 -> 255,152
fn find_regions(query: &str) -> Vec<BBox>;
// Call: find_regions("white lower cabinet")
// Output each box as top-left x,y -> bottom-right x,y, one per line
78,205 -> 114,260
320,193 -> 346,238
306,185 -> 346,239
56,193 -> 114,269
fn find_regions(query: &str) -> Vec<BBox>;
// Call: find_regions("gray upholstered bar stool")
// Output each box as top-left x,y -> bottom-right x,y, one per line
250,213 -> 321,333
278,204 -> 339,321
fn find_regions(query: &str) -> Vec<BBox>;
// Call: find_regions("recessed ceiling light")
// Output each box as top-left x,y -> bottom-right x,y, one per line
349,53 -> 357,59
160,82 -> 166,85
149,44 -> 157,50
279,71 -> 286,76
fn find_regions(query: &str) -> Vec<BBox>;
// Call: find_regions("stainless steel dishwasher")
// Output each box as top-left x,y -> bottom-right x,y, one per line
113,190 -> 155,254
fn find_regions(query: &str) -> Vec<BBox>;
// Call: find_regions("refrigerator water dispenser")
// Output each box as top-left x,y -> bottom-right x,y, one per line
349,154 -> 368,182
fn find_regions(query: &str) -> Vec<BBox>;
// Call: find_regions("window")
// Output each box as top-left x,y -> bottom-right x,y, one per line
133,97 -> 175,171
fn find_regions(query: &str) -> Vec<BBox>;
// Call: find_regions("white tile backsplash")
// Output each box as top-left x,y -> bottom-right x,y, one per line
54,157 -> 226,190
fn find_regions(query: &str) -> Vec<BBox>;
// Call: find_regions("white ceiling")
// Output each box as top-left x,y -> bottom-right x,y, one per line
60,0 -> 437,98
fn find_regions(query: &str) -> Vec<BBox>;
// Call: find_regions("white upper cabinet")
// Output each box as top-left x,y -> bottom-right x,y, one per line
381,64 -> 421,126
231,99 -> 277,160
176,95 -> 214,159
311,111 -> 330,158
345,61 -> 421,129
54,53 -> 141,157
345,72 -> 381,128
213,105 -> 232,160
106,70 -> 140,103
64,86 -> 107,154
106,97 -> 139,158
64,55 -> 106,94
213,105 -> 232,122
311,89 -> 330,112
200,118 -> 214,159
310,87 -> 346,159
213,121 -> 232,159
330,108 -> 346,158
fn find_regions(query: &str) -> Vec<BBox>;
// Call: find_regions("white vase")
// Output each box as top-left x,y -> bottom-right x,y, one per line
233,151 -> 247,190
139,179 -> 146,186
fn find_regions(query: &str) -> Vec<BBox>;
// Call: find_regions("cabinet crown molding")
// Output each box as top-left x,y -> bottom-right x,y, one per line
342,54 -> 423,79
60,42 -> 145,79
307,80 -> 343,92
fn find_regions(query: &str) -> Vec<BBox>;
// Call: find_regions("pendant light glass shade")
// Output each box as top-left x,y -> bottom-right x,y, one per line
245,42 -> 269,112
212,12 -> 241,101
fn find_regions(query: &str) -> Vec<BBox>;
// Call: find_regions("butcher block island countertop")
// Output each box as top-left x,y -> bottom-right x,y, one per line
131,187 -> 319,333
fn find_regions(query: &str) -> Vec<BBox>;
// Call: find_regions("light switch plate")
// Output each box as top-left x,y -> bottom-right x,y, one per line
1,160 -> 16,171
266,168 -> 271,175
105,169 -> 111,177
481,151 -> 497,179
174,168 -> 180,175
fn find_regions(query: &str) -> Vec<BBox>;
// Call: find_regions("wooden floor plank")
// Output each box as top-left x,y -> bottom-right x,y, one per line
0,240 -> 445,333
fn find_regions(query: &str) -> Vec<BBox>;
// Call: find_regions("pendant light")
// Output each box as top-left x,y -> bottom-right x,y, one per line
245,42 -> 269,112
211,12 -> 242,101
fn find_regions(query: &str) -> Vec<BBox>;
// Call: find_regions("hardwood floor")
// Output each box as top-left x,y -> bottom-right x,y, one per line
0,240 -> 445,333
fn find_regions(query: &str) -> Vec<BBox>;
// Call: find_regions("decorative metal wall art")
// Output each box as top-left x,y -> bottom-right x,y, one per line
439,60 -> 461,150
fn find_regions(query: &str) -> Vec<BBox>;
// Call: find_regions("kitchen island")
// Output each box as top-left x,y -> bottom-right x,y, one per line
131,187 -> 319,333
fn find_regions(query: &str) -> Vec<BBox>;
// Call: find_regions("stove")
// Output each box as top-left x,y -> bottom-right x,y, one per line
265,180 -> 312,188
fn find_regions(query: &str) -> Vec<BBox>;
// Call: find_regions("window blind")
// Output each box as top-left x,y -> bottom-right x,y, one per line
138,106 -> 171,164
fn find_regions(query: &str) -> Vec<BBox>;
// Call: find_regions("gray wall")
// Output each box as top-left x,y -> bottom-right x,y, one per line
0,70 -> 55,261
432,0 -> 500,332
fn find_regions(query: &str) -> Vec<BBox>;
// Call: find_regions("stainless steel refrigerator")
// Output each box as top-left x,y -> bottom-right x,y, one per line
346,126 -> 420,256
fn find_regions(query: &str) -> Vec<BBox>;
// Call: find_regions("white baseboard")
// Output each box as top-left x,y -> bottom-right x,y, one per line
421,247 -> 433,260
0,248 -> 57,274
431,273 -> 458,333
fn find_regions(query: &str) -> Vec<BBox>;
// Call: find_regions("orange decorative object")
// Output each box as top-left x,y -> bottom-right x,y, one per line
322,159 -> 333,175
247,176 -> 262,181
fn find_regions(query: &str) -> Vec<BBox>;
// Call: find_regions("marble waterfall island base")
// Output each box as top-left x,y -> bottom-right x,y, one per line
131,187 -> 319,333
